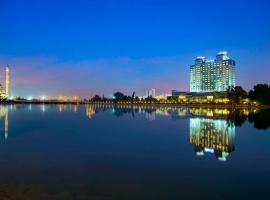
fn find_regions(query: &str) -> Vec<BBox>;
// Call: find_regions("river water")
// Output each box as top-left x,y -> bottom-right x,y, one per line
0,104 -> 269,200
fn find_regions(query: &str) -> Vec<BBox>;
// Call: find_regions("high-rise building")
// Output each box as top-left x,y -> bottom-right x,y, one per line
190,52 -> 235,92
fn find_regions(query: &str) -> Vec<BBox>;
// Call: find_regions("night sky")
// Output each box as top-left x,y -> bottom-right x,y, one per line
1,0 -> 270,98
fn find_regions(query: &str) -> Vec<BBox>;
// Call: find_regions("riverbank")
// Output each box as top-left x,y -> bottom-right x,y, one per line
87,102 -> 270,109
1,100 -> 269,109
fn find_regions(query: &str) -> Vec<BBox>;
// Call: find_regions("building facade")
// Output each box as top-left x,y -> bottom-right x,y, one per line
190,52 -> 235,92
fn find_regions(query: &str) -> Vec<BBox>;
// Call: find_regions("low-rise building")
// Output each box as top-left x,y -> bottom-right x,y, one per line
171,90 -> 229,103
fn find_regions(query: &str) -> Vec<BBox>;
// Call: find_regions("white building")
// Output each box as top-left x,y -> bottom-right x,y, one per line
190,52 -> 235,92
146,89 -> 156,98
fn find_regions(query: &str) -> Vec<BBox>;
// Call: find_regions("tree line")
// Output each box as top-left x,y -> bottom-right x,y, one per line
90,83 -> 270,106
227,84 -> 270,105
90,91 -> 158,103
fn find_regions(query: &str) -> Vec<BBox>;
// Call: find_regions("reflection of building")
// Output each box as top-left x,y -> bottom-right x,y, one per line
57,104 -> 68,112
0,106 -> 9,140
72,104 -> 78,112
190,118 -> 235,161
5,111 -> 8,139
145,112 -> 155,121
189,108 -> 230,117
190,52 -> 235,92
86,105 -> 95,119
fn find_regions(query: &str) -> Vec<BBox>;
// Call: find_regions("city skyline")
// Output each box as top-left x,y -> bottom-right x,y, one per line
1,0 -> 270,98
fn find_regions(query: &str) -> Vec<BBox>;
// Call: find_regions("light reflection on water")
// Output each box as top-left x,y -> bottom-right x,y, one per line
0,106 -> 8,141
0,104 -> 269,199
189,118 -> 235,161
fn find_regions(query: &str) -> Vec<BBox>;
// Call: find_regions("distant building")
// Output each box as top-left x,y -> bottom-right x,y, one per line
170,90 -> 229,104
155,93 -> 171,100
190,52 -> 235,92
146,89 -> 156,98
172,90 -> 192,97
0,84 -> 5,99
172,90 -> 227,96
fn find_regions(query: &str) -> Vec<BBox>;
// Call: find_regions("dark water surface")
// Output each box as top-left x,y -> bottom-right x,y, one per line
0,104 -> 269,200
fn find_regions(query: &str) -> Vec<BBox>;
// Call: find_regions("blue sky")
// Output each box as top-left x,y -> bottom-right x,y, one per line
1,0 -> 270,98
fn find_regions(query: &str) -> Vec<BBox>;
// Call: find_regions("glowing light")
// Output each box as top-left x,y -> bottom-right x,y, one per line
27,96 -> 33,100
218,157 -> 227,162
196,151 -> 204,156
41,96 -> 46,100
179,95 -> 186,100
42,104 -> 45,112
204,148 -> 214,153
207,96 -> 214,101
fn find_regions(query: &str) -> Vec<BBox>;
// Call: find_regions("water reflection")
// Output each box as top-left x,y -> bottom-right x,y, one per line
248,109 -> 270,129
86,104 -> 95,118
1,104 -> 268,141
0,104 -> 269,199
0,106 -> 8,140
190,118 -> 235,161
1,103 -> 269,160
83,104 -> 270,161
84,104 -> 270,130
57,104 -> 68,112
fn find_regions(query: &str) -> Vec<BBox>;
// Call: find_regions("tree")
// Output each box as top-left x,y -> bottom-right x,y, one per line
134,96 -> 140,102
226,109 -> 247,127
145,96 -> 158,103
227,86 -> 247,104
248,84 -> 270,105
131,91 -> 135,99
91,94 -> 101,101
113,92 -> 125,100
248,109 -> 270,129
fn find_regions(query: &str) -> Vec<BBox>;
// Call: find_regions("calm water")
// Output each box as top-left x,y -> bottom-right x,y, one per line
0,104 -> 269,200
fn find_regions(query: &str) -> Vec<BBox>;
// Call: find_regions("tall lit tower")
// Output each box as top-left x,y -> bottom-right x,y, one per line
190,52 -> 235,92
5,64 -> 9,99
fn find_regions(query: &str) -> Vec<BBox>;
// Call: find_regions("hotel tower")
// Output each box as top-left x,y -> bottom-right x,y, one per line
190,52 -> 235,92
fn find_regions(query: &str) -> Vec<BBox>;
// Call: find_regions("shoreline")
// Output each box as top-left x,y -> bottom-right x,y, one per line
0,101 -> 269,109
